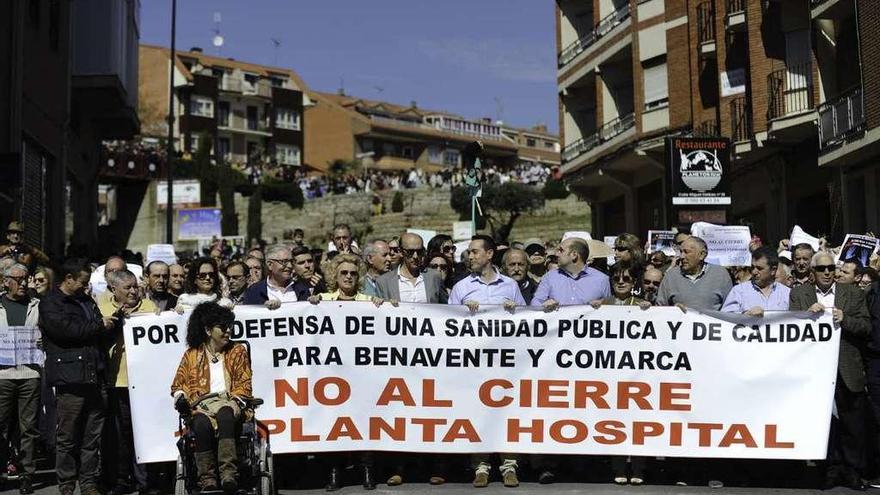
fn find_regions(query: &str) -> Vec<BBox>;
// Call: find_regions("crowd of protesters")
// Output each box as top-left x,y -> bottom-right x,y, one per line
3,217 -> 880,493
294,162 -> 557,199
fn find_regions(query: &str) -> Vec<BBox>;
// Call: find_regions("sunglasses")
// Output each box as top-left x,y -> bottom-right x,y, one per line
196,272 -> 216,279
390,247 -> 401,254
338,270 -> 358,277
269,259 -> 294,266
643,280 -> 662,286
441,245 -> 457,253
814,265 -> 836,273
429,263 -> 448,270
33,277 -> 46,283
402,248 -> 426,258
613,275 -> 633,283
614,246 -> 629,252
4,276 -> 26,285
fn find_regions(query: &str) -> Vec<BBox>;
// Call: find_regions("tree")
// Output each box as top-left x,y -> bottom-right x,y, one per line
542,178 -> 570,200
450,182 -> 545,242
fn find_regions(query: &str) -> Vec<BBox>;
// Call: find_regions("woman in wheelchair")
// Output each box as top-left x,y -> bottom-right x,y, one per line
171,301 -> 252,493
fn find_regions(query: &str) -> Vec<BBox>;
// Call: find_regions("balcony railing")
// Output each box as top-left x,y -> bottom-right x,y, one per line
219,78 -> 273,97
730,96 -> 753,142
693,119 -> 720,137
767,62 -> 814,121
818,87 -> 865,149
562,113 -> 635,163
559,4 -> 631,68
726,0 -> 745,14
697,1 -> 716,45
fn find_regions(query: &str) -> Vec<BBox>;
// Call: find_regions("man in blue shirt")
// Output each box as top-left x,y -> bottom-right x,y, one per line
449,235 -> 524,312
448,235 -> 523,487
531,237 -> 610,311
722,246 -> 790,314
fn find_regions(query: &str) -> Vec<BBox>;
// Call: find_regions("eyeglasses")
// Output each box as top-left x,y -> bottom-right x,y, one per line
402,248 -> 426,258
814,265 -> 836,273
338,270 -> 358,277
268,259 -> 294,266
643,279 -> 662,286
196,272 -> 216,280
441,245 -> 457,253
613,275 -> 634,283
4,276 -> 26,285
429,263 -> 448,270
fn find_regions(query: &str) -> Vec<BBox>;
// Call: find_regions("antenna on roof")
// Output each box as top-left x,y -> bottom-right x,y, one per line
338,76 -> 345,96
271,38 -> 282,65
211,12 -> 224,54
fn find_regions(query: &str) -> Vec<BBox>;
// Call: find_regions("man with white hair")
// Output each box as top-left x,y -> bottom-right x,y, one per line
362,240 -> 391,297
656,236 -> 732,311
0,263 -> 41,494
243,245 -> 298,308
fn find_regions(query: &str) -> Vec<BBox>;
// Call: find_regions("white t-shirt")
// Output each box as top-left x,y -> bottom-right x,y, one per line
209,354 -> 226,394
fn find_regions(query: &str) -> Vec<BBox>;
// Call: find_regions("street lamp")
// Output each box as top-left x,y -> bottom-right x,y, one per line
165,0 -> 177,244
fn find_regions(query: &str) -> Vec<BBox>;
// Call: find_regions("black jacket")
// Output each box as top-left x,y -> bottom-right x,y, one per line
38,287 -> 108,387
242,278 -> 326,305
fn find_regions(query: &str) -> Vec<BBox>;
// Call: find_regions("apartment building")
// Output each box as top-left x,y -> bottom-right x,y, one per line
0,0 -> 140,255
305,92 -> 560,173
557,0 -> 879,241
139,44 -> 309,171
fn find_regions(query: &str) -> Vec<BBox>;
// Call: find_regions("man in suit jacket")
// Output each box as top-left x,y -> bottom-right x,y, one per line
375,233 -> 446,304
790,251 -> 871,490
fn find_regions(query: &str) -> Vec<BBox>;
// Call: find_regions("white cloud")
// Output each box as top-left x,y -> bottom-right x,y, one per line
417,38 -> 555,83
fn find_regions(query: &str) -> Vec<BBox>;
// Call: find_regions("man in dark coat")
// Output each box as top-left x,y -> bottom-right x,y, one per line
790,251 -> 871,490
39,258 -> 116,495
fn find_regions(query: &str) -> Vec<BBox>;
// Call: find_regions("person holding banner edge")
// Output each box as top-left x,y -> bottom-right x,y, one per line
170,302 -> 253,493
790,251 -> 871,490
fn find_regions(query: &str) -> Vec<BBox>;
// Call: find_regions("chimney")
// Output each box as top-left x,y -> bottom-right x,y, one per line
533,124 -> 548,133
410,100 -> 417,108
190,46 -> 203,53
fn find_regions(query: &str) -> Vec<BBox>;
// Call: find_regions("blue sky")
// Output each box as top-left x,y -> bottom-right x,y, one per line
140,1 -> 559,133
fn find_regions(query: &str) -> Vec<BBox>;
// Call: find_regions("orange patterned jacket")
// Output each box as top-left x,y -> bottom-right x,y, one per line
170,343 -> 252,403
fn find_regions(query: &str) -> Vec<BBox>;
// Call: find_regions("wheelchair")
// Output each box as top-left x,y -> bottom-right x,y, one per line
174,393 -> 275,495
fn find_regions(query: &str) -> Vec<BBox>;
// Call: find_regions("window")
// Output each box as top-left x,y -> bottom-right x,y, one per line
362,139 -> 374,152
269,76 -> 287,88
190,96 -> 214,118
190,134 -> 200,152
428,146 -> 442,164
275,108 -> 300,130
276,144 -> 301,166
402,146 -> 414,159
218,101 -> 230,126
526,138 -> 537,147
217,138 -> 230,161
642,57 -> 669,110
544,141 -> 555,149
444,150 -> 460,167
383,142 -> 396,155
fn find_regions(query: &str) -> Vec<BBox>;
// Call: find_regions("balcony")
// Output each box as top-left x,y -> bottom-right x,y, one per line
767,63 -> 814,121
559,4 -> 631,68
725,0 -> 746,30
693,119 -> 720,137
562,113 -> 635,163
219,77 -> 273,98
730,96 -> 753,142
697,1 -> 716,58
818,87 -> 864,149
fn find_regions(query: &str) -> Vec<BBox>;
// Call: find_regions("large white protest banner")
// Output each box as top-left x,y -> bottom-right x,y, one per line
690,222 -> 752,266
124,303 -> 837,463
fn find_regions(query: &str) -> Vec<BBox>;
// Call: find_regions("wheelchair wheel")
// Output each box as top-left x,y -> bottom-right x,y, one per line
258,442 -> 274,495
175,455 -> 187,495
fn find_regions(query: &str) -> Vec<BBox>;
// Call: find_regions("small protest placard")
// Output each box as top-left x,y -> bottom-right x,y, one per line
0,327 -> 43,367
836,234 -> 879,267
647,230 -> 677,256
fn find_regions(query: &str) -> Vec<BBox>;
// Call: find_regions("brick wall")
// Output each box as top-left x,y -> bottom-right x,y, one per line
858,0 -> 880,130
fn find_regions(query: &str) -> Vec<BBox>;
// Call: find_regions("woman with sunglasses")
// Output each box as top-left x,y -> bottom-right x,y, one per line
387,236 -> 403,270
427,234 -> 457,268
175,257 -> 233,312
613,233 -> 646,272
426,252 -> 452,296
307,253 -> 383,491
170,301 -> 252,493
589,262 -> 650,485
30,265 -> 54,297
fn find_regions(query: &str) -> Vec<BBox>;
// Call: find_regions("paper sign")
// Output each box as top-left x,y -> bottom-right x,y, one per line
837,234 -> 879,267
178,208 -> 222,240
790,225 -> 821,252
690,222 -> 752,266
452,222 -> 474,241
0,327 -> 44,367
604,236 -> 617,265
146,244 -> 177,266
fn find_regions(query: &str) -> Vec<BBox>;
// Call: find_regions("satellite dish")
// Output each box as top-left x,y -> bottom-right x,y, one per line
213,35 -> 224,48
